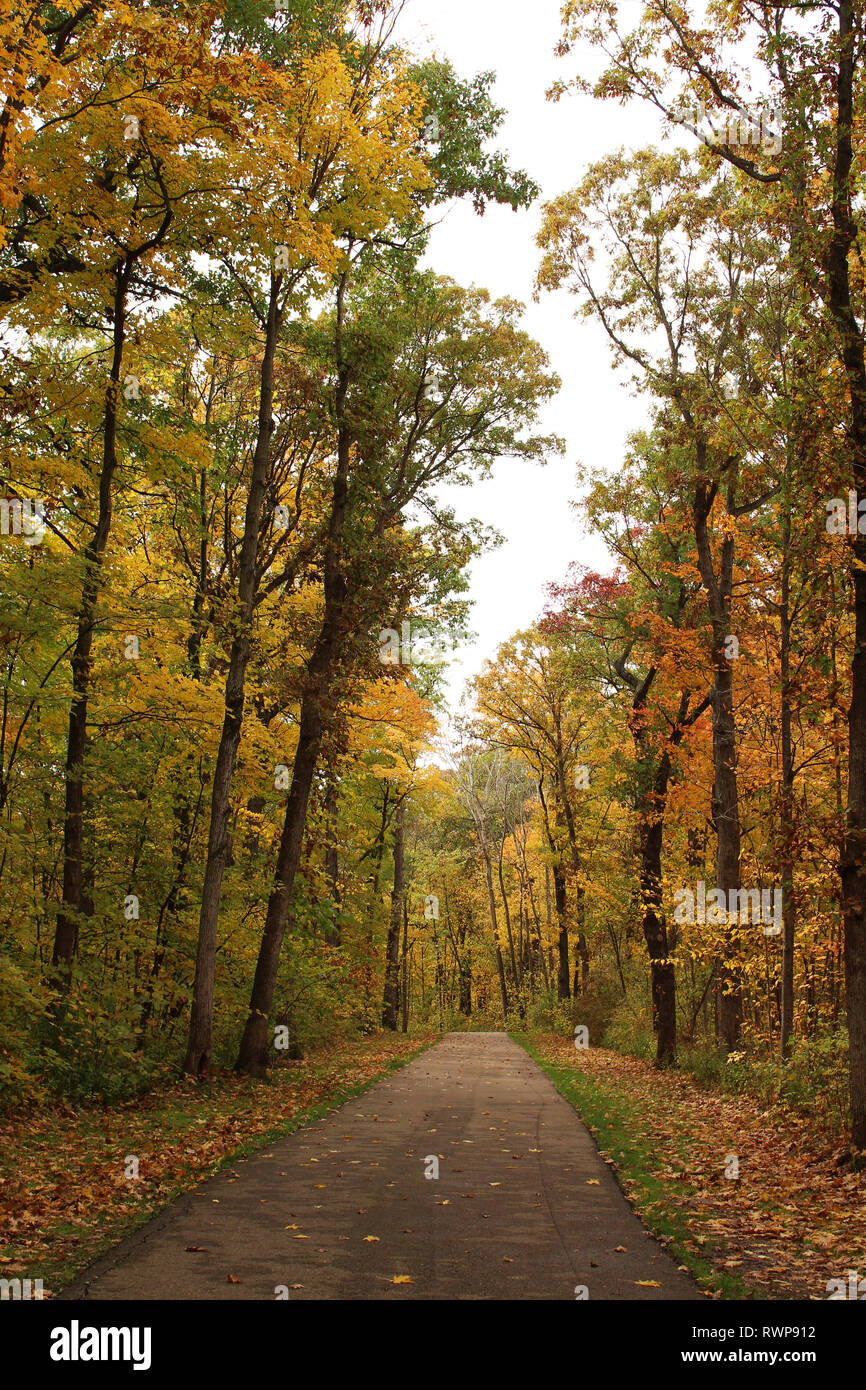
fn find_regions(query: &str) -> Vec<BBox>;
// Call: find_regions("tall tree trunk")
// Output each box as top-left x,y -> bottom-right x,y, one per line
552,861 -> 570,1001
234,283 -> 352,1075
482,853 -> 509,1018
639,779 -> 677,1067
779,497 -> 797,1058
382,800 -> 405,1030
458,913 -> 472,1015
575,884 -> 589,993
187,453 -> 210,680
497,845 -> 520,988
694,475 -> 742,1049
825,0 -> 866,1147
554,746 -> 589,989
401,899 -> 409,1033
234,601 -> 346,1072
713,637 -> 742,1049
538,779 -> 569,1000
624,659 -> 710,1067
52,257 -> 133,980
183,277 -> 283,1078
519,832 -> 550,992
361,780 -> 390,1006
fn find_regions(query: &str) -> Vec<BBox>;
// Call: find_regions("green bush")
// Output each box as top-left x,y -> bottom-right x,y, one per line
777,1030 -> 850,1134
32,961 -> 172,1105
0,952 -> 51,1109
577,964 -> 635,1046
675,1030 -> 850,1137
595,958 -> 655,1059
526,992 -> 569,1033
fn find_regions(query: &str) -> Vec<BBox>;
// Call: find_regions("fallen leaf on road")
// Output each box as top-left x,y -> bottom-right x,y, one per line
390,1275 -> 413,1284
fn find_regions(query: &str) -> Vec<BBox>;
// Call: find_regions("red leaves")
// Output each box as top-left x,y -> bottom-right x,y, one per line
540,563 -> 632,634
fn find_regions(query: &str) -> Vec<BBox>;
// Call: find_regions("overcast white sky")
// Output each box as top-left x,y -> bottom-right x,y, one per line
392,0 -> 667,712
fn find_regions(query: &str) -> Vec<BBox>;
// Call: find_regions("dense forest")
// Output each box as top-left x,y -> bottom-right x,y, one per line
3,0 -> 866,1177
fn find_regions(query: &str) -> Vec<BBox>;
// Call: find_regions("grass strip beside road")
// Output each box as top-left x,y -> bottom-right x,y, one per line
515,1032 -> 866,1301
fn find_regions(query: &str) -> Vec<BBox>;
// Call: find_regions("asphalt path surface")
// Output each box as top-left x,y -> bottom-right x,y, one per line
65,1032 -> 701,1301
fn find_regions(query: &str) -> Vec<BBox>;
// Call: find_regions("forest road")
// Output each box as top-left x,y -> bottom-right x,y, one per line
64,1032 -> 702,1301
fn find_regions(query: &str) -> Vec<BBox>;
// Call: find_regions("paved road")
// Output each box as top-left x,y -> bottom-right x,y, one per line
65,1033 -> 701,1301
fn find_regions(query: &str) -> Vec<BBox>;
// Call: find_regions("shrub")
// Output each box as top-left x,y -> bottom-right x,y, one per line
0,953 -> 51,1109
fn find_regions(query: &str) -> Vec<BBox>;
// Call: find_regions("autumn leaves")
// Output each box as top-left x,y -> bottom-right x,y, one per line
0,3 -> 558,1100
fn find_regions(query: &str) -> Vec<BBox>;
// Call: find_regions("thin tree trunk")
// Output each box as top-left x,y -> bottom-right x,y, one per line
52,258 -> 133,979
779,498 -> 797,1058
401,899 -> 409,1033
482,853 -> 509,1018
497,845 -> 519,987
382,800 -> 405,1030
234,602 -> 346,1071
825,0 -> 866,1146
538,779 -> 569,1000
552,861 -> 569,1001
640,787 -> 677,1067
694,474 -> 742,1049
458,913 -> 472,1015
554,746 -> 589,989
